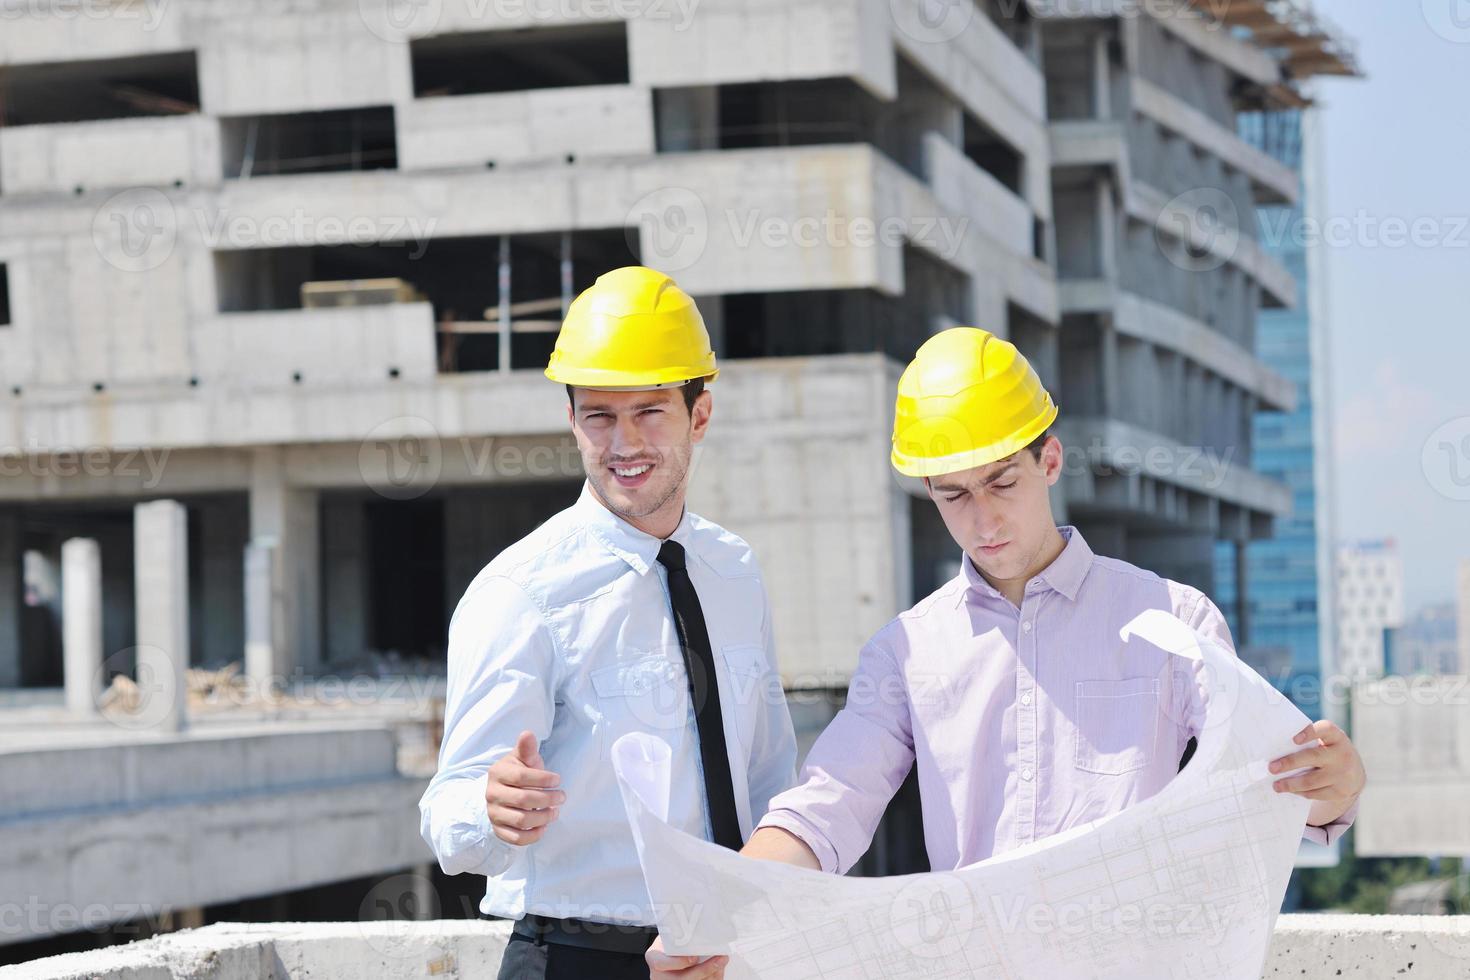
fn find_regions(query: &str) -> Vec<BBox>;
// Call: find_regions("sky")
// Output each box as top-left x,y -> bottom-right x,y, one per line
1310,2 -> 1470,613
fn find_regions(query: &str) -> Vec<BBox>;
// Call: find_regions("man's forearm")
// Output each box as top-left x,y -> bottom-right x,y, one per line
741,826 -> 821,870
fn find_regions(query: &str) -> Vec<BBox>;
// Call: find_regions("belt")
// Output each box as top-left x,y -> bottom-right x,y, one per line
511,914 -> 659,956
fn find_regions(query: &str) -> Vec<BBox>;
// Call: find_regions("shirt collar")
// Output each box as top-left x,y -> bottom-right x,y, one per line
573,481 -> 694,576
958,525 -> 1094,605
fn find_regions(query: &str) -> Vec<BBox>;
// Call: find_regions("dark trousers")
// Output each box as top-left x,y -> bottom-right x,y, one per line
496,931 -> 650,980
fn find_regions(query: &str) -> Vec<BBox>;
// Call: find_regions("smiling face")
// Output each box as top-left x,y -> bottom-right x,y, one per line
925,434 -> 1065,592
568,383 -> 712,538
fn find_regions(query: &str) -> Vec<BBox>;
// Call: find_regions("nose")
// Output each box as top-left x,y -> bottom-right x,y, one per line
610,412 -> 645,457
973,498 -> 1004,543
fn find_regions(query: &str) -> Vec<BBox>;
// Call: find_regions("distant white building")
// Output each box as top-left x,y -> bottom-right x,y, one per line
1388,602 -> 1458,677
1336,540 -> 1405,679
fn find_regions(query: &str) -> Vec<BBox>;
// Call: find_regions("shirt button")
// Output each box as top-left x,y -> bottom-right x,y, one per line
1022,621 -> 1033,633
1021,767 -> 1034,781
1021,692 -> 1032,706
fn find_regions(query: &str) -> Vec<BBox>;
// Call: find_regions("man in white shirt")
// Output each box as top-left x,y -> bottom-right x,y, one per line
418,266 -> 797,980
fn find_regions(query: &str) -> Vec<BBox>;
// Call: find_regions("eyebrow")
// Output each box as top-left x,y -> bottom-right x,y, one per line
932,462 -> 1018,494
578,398 -> 671,414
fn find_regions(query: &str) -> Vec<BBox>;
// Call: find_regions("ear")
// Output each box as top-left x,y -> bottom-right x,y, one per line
1041,435 -> 1063,487
689,389 -> 713,444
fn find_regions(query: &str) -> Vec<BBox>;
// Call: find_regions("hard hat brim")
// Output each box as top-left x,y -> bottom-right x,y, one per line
544,365 -> 719,388
891,402 -> 1059,478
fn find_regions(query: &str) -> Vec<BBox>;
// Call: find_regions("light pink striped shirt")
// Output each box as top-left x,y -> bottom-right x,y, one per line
758,526 -> 1355,874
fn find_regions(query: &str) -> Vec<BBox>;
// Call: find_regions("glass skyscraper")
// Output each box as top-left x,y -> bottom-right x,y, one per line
1214,109 -> 1340,869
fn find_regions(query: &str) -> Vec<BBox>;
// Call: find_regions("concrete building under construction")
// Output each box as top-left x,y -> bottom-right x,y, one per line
0,0 -> 1360,956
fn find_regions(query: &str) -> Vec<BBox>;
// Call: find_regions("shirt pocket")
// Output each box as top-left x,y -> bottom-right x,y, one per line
590,654 -> 688,755
720,644 -> 769,756
1073,676 -> 1160,776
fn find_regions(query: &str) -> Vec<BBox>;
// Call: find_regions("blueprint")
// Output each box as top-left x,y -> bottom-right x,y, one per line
613,609 -> 1314,979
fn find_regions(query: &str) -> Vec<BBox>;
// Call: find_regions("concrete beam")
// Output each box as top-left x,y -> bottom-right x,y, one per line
397,86 -> 655,172
0,116 -> 223,197
1129,77 -> 1297,205
1124,180 -> 1298,308
1059,281 -> 1297,411
1054,416 -> 1292,519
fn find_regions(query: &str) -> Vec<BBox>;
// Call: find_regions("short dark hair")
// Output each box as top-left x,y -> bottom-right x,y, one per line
1024,427 -> 1052,461
566,377 -> 706,415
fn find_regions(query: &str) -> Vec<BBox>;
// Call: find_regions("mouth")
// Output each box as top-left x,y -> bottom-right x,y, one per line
608,461 -> 655,489
978,541 -> 1009,556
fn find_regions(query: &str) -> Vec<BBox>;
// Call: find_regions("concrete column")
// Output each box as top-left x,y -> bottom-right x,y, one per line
1233,539 -> 1251,650
248,448 -> 321,686
62,537 -> 103,715
1092,32 -> 1111,119
1129,530 -> 1218,597
1096,177 -> 1117,282
134,499 -> 189,732
244,541 -> 276,688
1098,313 -> 1119,417
0,511 -> 21,689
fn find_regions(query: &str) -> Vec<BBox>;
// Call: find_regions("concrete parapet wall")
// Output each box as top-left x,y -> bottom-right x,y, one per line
13,915 -> 1470,979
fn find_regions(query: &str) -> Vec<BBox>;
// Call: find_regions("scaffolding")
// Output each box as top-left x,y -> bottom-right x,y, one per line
1189,0 -> 1362,79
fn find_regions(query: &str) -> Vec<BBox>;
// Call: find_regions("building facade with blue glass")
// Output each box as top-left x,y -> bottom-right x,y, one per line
1214,109 -> 1341,869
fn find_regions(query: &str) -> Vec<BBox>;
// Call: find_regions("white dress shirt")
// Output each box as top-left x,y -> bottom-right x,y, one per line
419,482 -> 798,925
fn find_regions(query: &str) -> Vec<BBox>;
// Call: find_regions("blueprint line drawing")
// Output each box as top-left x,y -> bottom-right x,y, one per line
614,609 -> 1314,979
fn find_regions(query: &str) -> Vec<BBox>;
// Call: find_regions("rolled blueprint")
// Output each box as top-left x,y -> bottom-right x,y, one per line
614,608 -> 1314,979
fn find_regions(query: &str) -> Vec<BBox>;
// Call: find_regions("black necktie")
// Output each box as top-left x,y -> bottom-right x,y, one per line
656,539 -> 744,850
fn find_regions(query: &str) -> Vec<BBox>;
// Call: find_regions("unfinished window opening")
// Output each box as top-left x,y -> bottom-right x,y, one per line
366,497 -> 447,662
1008,303 -> 1058,391
711,79 -> 881,152
721,248 -> 968,363
0,264 -> 11,326
221,107 -> 398,178
212,229 -> 636,372
410,23 -> 629,97
656,75 -> 946,180
963,113 -> 1024,195
0,51 -> 200,127
979,0 -> 1038,59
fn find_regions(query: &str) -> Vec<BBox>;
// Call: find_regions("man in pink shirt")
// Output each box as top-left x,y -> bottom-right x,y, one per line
648,327 -> 1366,980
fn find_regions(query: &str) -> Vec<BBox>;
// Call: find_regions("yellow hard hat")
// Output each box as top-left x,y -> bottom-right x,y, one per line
545,266 -> 718,390
891,327 -> 1058,478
